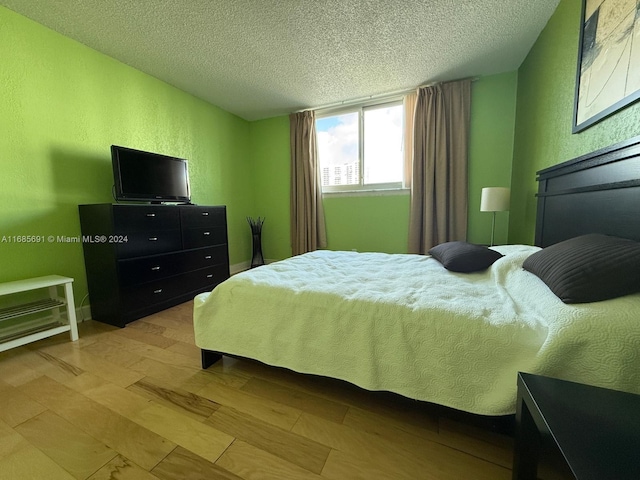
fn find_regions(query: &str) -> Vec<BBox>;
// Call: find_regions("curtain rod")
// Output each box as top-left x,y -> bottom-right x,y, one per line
298,77 -> 477,113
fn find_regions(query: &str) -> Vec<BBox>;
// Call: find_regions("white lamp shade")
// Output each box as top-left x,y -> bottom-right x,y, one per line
480,187 -> 510,212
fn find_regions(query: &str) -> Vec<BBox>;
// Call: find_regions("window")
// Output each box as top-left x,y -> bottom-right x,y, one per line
316,100 -> 404,193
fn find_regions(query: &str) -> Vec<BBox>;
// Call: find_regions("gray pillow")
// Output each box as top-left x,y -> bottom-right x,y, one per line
523,234 -> 640,303
428,241 -> 503,273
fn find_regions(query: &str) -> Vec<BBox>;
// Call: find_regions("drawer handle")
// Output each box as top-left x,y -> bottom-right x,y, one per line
151,266 -> 161,271
153,289 -> 163,294
203,231 -> 210,236
204,255 -> 212,259
146,213 -> 156,217
149,237 -> 158,241
202,212 -> 209,216
206,274 -> 213,278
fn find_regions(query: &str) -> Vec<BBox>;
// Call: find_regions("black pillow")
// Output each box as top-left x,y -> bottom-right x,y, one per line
523,234 -> 640,304
428,241 -> 503,273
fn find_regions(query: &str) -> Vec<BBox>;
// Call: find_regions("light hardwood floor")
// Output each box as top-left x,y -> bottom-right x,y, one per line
0,301 -> 519,479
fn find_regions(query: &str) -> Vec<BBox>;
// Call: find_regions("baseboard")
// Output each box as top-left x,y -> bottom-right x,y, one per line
230,261 -> 251,275
230,259 -> 279,275
76,304 -> 92,322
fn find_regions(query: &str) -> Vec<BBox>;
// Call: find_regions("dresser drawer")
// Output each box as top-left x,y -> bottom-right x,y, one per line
180,206 -> 225,228
121,278 -> 189,312
121,265 -> 228,311
118,251 -> 186,287
182,245 -> 228,270
113,205 -> 180,233
182,226 -> 227,249
183,265 -> 229,293
116,229 -> 182,259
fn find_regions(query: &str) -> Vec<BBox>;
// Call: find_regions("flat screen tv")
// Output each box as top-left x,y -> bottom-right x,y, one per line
111,145 -> 191,203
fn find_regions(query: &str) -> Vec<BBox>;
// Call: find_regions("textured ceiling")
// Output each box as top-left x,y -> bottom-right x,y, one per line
1,0 -> 559,121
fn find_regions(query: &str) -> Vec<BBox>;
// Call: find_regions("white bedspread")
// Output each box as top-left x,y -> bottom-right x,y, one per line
193,247 -> 640,415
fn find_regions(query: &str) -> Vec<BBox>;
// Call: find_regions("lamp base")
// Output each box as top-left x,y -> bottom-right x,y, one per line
490,212 -> 496,247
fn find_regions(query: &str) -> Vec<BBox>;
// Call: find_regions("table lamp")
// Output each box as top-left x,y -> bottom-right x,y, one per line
480,187 -> 510,246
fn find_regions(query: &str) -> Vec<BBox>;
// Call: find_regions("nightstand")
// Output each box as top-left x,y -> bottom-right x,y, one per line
512,372 -> 640,479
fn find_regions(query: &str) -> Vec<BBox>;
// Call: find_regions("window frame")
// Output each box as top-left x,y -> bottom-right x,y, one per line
315,98 -> 405,194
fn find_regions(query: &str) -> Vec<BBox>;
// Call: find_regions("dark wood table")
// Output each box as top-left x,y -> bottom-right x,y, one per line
512,372 -> 640,480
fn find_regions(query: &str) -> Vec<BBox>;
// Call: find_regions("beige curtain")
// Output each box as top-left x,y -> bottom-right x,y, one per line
408,79 -> 471,254
403,91 -> 418,188
289,111 -> 327,256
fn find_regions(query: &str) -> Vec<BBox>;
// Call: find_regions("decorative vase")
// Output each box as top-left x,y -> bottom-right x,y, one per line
247,217 -> 265,268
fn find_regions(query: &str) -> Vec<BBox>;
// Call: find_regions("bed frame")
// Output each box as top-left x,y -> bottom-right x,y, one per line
535,134 -> 640,247
201,134 -> 640,374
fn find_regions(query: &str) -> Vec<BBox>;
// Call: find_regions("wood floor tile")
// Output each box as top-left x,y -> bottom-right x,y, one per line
224,359 -> 349,404
338,390 -> 440,434
129,319 -> 196,346
126,320 -> 167,336
84,382 -> 233,463
0,351 -> 42,386
34,350 -> 84,377
292,412 -> 511,480
63,371 -> 118,394
215,440 -> 323,480
15,410 -> 117,479
101,334 -> 198,370
111,325 -> 178,349
192,358 -> 253,390
82,339 -> 144,368
0,419 -> 25,461
240,377 -> 349,423
438,417 -> 513,468
152,446 -> 243,480
0,440 -> 76,480
197,378 -> 302,431
125,356 -> 246,396
236,362 -> 442,438
163,325 -> 196,344
46,343 -> 145,388
342,404 -> 440,446
140,308 -> 193,331
30,337 -> 83,358
77,319 -> 119,336
84,379 -> 153,417
225,358 -> 342,396
127,376 -> 220,421
128,357 -> 201,386
164,340 -> 201,360
0,379 -> 48,427
320,448 -> 420,480
205,405 -> 330,474
88,454 -> 162,480
18,375 -> 175,470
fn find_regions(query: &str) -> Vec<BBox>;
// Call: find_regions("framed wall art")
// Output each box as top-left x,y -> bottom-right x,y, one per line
573,0 -> 640,133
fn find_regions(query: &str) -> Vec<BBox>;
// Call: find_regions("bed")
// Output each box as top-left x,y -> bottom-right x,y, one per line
193,135 -> 640,416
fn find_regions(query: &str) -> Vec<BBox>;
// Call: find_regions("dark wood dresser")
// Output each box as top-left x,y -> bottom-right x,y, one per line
78,204 -> 229,327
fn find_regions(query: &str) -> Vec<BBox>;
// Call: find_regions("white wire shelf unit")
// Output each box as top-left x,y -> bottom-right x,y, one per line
0,275 -> 79,353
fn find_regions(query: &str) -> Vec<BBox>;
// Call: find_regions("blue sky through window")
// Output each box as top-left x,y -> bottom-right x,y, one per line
316,104 -> 402,188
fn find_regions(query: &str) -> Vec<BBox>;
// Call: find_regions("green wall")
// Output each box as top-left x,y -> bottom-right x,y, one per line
248,116 -> 291,260
467,71 -> 517,246
510,0 -> 640,244
323,193 -> 410,253
0,6 -> 253,304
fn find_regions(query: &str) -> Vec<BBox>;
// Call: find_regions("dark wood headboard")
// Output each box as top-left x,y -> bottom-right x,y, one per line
535,135 -> 640,247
